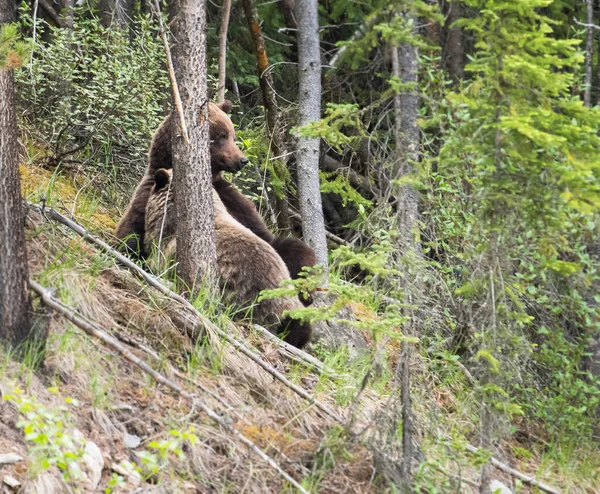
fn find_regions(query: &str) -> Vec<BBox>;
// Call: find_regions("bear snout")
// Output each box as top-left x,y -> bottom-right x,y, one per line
237,157 -> 249,171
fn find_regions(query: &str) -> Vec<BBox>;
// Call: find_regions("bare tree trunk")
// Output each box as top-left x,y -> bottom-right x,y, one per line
0,0 -> 33,349
170,0 -> 218,291
99,0 -> 130,29
217,0 -> 232,103
442,1 -> 464,83
240,0 -> 290,231
398,340 -> 413,488
585,0 -> 593,107
294,0 -> 328,271
391,33 -> 421,255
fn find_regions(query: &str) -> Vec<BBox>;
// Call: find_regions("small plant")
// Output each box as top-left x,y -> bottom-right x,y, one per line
138,426 -> 199,477
3,387 -> 86,482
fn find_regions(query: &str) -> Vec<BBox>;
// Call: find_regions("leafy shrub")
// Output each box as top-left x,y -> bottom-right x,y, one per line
15,8 -> 169,198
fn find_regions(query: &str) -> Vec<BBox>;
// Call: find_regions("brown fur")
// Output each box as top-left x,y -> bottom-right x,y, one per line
213,175 -> 317,280
144,169 -> 311,348
115,101 -> 247,256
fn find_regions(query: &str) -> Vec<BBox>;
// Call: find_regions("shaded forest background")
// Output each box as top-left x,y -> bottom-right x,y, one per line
2,0 -> 600,491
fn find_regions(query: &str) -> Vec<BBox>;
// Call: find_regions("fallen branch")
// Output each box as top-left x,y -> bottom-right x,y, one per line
252,323 -> 342,378
30,279 -> 309,494
28,203 -> 343,424
464,443 -> 561,494
151,0 -> 190,144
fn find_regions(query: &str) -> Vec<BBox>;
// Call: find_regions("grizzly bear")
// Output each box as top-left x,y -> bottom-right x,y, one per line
115,100 -> 248,256
116,100 -> 317,282
144,168 -> 312,348
212,176 -> 317,280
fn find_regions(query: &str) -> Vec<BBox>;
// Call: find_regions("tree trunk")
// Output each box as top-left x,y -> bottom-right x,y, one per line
391,33 -> 421,255
442,1 -> 464,83
240,0 -> 290,232
585,0 -> 593,107
217,0 -> 232,103
0,0 -> 33,349
99,0 -> 130,29
294,0 -> 328,271
170,0 -> 218,291
596,0 -> 600,106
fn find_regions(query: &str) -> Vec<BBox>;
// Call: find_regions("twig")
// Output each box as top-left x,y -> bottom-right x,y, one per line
463,443 -> 561,494
28,202 -> 343,424
573,17 -> 600,31
328,15 -> 380,68
325,230 -> 351,246
151,0 -> 190,144
29,279 -> 309,494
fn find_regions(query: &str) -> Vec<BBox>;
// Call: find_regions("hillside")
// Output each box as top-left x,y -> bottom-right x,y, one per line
0,160 -> 597,492
3,0 -> 600,492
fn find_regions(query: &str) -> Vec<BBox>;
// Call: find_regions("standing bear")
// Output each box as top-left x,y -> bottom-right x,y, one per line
144,168 -> 312,348
115,101 -> 248,256
115,100 -> 317,280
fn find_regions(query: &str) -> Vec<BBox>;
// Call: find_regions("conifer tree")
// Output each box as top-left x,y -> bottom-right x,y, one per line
0,2 -> 33,349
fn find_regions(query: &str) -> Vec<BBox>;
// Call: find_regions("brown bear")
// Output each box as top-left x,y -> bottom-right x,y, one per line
115,100 -> 248,256
144,168 -> 312,348
212,176 -> 317,280
116,100 -> 317,282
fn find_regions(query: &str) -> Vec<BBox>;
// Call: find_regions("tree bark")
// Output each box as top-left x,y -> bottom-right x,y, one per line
170,0 -> 218,291
99,0 -> 130,29
391,34 -> 421,255
596,0 -> 600,106
217,0 -> 232,103
240,0 -> 290,231
585,0 -> 593,107
442,1 -> 464,83
0,0 -> 33,349
294,0 -> 328,271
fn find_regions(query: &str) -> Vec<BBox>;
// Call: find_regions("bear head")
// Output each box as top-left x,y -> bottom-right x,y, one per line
208,101 -> 248,176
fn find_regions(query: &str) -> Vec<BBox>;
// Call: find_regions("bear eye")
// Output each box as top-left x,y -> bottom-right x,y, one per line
219,132 -> 228,139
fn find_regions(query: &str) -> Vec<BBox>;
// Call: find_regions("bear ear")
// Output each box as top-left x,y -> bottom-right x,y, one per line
154,169 -> 171,190
219,99 -> 233,114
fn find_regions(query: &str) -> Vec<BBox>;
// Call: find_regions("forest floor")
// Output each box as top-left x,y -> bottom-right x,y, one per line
1,162 -> 599,493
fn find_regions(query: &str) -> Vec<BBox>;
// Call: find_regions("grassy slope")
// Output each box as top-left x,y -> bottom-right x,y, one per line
0,162 -> 598,493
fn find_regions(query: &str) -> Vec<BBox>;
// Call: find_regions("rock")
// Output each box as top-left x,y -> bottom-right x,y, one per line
111,462 -> 141,486
82,440 -> 104,489
308,292 -> 370,353
490,479 -> 513,494
124,433 -> 141,449
73,430 -> 104,490
0,453 -> 23,465
2,475 -> 21,488
19,471 -> 70,494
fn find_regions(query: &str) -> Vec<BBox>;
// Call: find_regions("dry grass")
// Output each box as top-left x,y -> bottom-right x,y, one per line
2,165 -> 598,493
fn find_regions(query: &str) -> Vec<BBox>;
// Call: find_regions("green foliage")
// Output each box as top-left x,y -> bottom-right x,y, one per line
426,0 -> 600,443
295,103 -> 366,153
320,171 -> 372,211
138,426 -> 199,477
1,23 -> 29,69
3,387 -> 86,482
15,7 -> 168,192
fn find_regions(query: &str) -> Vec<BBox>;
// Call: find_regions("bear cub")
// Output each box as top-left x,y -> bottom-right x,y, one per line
144,168 -> 312,349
